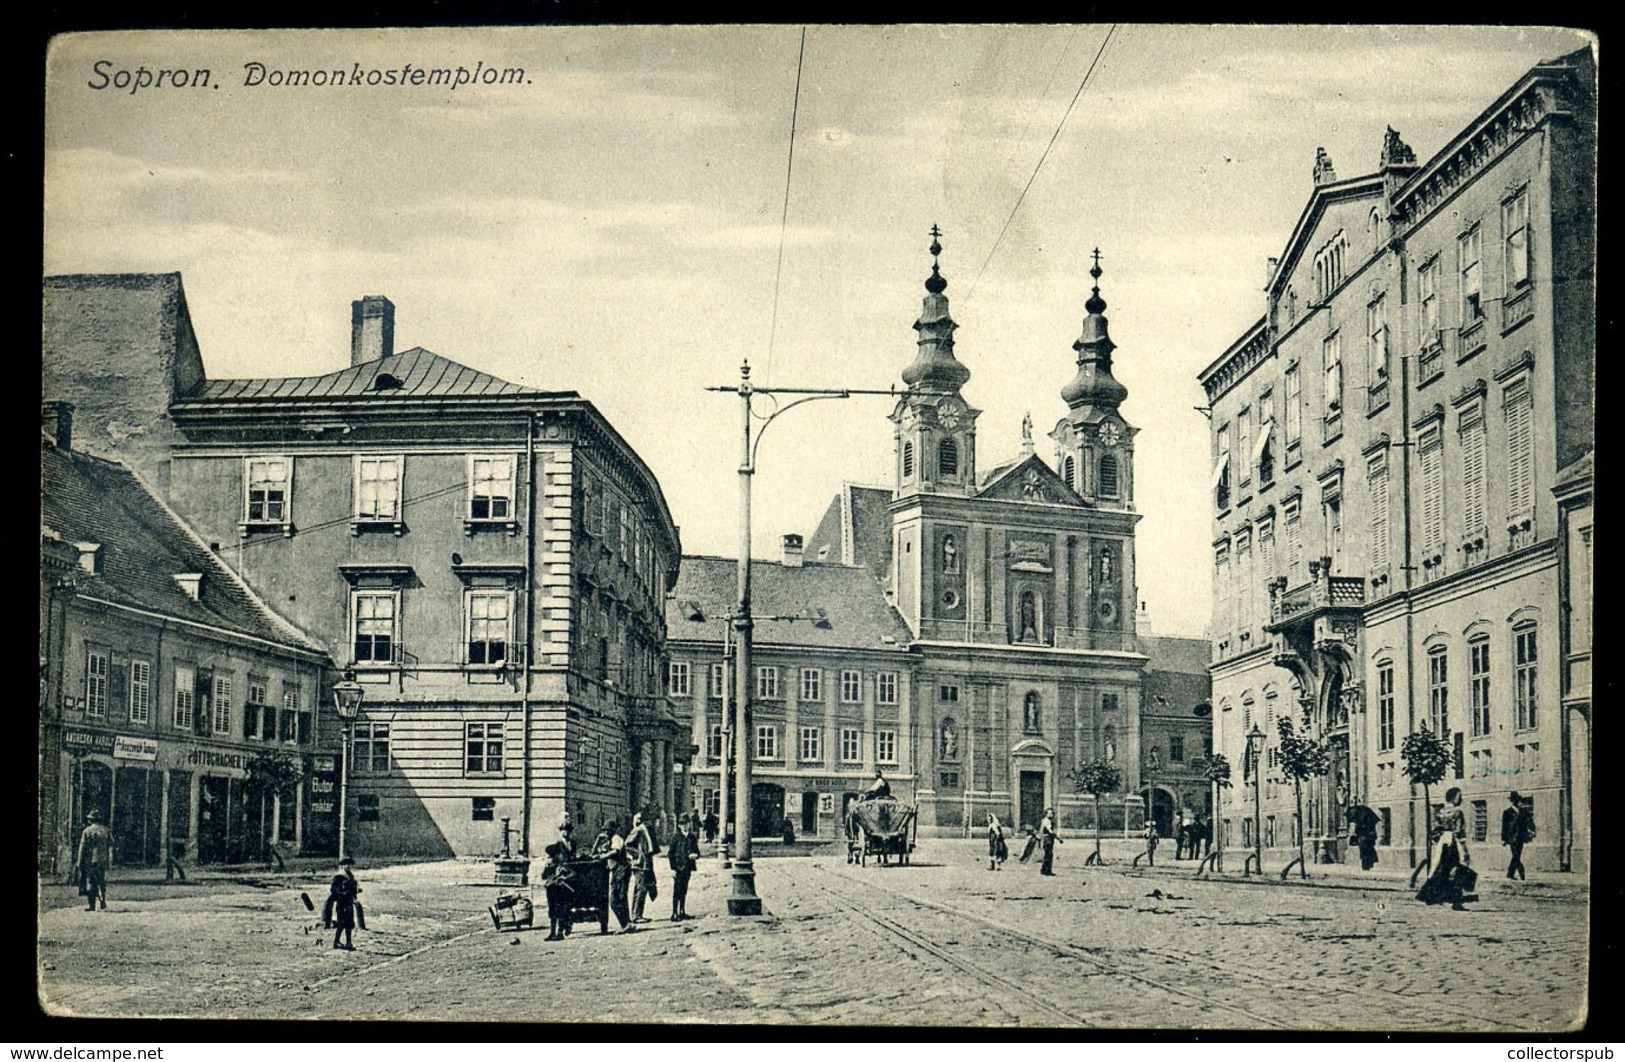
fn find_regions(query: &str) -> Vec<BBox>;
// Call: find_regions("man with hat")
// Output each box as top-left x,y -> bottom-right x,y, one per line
1502,791 -> 1535,880
667,814 -> 699,921
322,857 -> 362,950
73,810 -> 113,911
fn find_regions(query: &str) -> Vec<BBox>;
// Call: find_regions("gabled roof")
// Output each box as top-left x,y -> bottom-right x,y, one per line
975,453 -> 1088,507
188,348 -> 537,401
665,555 -> 912,651
41,440 -> 324,654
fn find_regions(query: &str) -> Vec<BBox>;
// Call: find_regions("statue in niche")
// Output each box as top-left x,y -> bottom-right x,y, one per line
942,533 -> 959,574
1103,724 -> 1117,763
940,717 -> 959,760
1019,591 -> 1039,642
1023,691 -> 1041,733
1099,547 -> 1114,583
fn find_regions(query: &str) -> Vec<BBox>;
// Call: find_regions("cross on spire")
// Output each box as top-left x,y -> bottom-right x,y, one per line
929,224 -> 943,262
1090,247 -> 1103,282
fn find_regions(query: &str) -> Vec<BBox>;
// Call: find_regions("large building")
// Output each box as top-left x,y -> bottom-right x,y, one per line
41,405 -> 331,873
43,277 -> 685,860
1198,49 -> 1594,871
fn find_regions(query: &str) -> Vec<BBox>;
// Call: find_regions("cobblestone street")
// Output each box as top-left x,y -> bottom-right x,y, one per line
36,840 -> 1589,1030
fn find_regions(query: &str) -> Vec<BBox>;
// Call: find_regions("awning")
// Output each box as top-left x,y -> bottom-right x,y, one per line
1210,451 -> 1230,490
1251,419 -> 1274,464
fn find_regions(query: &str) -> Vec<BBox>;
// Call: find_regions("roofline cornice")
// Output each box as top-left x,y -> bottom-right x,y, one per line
1198,317 -> 1272,400
71,594 -> 331,663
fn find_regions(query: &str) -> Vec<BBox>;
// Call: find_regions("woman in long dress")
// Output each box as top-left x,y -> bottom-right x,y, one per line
1416,787 -> 1476,910
986,814 -> 1007,870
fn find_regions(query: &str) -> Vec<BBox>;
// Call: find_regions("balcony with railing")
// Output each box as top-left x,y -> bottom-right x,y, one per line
1267,563 -> 1366,630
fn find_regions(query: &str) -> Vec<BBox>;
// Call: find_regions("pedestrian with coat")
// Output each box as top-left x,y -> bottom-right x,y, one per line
668,814 -> 699,921
73,810 -> 112,912
1502,791 -> 1535,880
600,819 -> 634,933
626,812 -> 657,925
703,810 -> 719,845
1039,808 -> 1062,876
322,857 -> 363,950
1142,820 -> 1159,867
1417,787 -> 1477,911
986,813 -> 1007,870
540,842 -> 576,940
1346,804 -> 1380,871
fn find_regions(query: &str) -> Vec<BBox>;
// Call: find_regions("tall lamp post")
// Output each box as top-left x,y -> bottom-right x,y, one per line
1246,723 -> 1265,875
708,360 -> 892,915
331,671 -> 365,860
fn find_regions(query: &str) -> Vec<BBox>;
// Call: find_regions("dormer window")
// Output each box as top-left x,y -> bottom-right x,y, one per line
372,372 -> 404,391
173,573 -> 203,601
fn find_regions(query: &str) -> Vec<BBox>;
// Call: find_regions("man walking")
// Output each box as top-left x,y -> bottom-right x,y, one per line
599,819 -> 634,933
627,812 -> 657,924
668,814 -> 699,921
1039,808 -> 1062,876
1502,791 -> 1534,880
74,810 -> 112,911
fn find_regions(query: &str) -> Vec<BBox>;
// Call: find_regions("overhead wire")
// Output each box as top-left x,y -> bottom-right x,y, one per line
761,26 -> 808,387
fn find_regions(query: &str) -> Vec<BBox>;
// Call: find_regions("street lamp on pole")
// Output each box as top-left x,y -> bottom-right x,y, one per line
331,671 -> 365,860
708,361 -> 894,916
1246,723 -> 1266,876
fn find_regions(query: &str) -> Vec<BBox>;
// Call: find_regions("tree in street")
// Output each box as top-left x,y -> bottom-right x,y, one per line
1275,716 -> 1330,878
244,749 -> 302,868
1400,726 -> 1452,880
1071,759 -> 1122,865
1194,753 -> 1232,872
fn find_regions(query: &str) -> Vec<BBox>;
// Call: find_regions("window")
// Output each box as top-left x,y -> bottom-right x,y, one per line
668,661 -> 690,697
938,437 -> 959,477
1170,736 -> 1185,762
355,456 -> 403,522
244,677 -> 267,739
837,670 -> 863,704
1471,800 -> 1488,843
840,728 -> 862,764
1367,453 -> 1390,578
1514,623 -> 1538,731
1377,661 -> 1396,752
707,724 -> 724,761
1323,492 -> 1343,573
1504,379 -> 1534,522
1419,257 -> 1440,337
800,668 -> 822,703
1284,364 -> 1302,449
1214,423 -> 1231,510
799,726 -> 822,762
708,662 -> 726,698
1367,296 -> 1389,391
1459,225 -> 1483,324
1419,428 -> 1444,553
354,722 -> 391,773
877,672 -> 898,705
466,591 -> 511,665
902,441 -> 915,479
85,649 -> 109,717
1470,637 -> 1491,738
352,592 -> 398,665
1237,407 -> 1252,486
877,729 -> 897,765
469,455 -> 514,521
1322,333 -> 1343,417
1101,692 -> 1119,713
357,794 -> 380,823
129,660 -> 151,724
1063,454 -> 1076,489
939,684 -> 960,703
281,686 -> 302,744
245,457 -> 291,525
1314,233 -> 1347,300
756,666 -> 780,700
212,675 -> 232,736
1459,404 -> 1487,539
1283,498 -> 1302,577
465,722 -> 504,775
173,664 -> 195,729
1504,188 -> 1529,290
1098,454 -> 1120,498
1255,392 -> 1275,484
755,725 -> 780,760
1428,647 -> 1450,736
472,796 -> 496,822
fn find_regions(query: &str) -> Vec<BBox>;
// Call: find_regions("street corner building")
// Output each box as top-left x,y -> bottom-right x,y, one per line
667,233 -> 1213,841
42,279 -> 686,864
1198,49 -> 1594,873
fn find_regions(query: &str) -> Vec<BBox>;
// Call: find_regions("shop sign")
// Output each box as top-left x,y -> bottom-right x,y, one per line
63,727 -> 116,754
184,747 -> 248,771
820,793 -> 835,814
313,755 -> 336,773
113,736 -> 158,761
310,800 -> 335,813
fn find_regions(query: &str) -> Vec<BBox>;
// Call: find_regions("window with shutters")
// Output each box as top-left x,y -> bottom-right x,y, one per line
1234,530 -> 1252,637
85,648 -> 109,718
1504,187 -> 1530,290
938,437 -> 959,478
281,685 -> 302,744
212,675 -> 233,736
1257,518 -> 1275,583
1377,661 -> 1395,751
902,441 -> 915,479
1366,452 -> 1390,584
1284,364 -> 1302,452
1367,295 -> 1390,410
1504,378 -> 1534,544
1215,423 -> 1232,510
1419,427 -> 1444,566
1284,499 -> 1302,580
1237,407 -> 1252,488
1459,403 -> 1487,561
1323,333 -> 1343,421
173,664 -> 195,730
1459,225 -> 1484,326
129,660 -> 151,724
1514,623 -> 1538,731
1428,646 -> 1450,737
1470,637 -> 1491,738
1063,455 -> 1076,490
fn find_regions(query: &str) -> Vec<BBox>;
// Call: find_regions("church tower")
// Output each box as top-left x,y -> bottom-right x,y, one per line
891,227 -> 980,498
1050,251 -> 1137,511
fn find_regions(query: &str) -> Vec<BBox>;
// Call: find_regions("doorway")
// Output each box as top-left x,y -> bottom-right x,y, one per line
198,775 -> 230,863
1019,771 -> 1046,832
801,791 -> 818,836
751,782 -> 785,838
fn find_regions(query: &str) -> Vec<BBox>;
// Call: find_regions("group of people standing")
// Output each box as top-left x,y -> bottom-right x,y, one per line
539,810 -> 703,940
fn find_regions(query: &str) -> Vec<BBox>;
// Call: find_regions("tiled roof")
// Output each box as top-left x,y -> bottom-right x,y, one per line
188,349 -> 537,401
666,555 -> 912,651
41,441 -> 323,653
846,485 -> 894,574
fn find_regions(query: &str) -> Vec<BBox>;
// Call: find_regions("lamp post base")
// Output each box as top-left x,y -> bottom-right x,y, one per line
726,859 -> 762,916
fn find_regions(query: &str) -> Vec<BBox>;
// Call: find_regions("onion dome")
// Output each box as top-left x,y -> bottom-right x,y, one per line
1061,250 -> 1128,410
901,226 -> 971,393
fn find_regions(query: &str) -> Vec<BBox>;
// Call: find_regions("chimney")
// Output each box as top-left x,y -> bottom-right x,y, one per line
75,542 -> 103,575
781,533 -> 805,567
351,295 -> 395,366
42,401 -> 74,451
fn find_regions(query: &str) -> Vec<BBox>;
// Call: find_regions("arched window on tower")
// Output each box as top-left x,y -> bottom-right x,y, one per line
1063,455 -> 1077,490
902,441 -> 915,479
938,437 -> 959,477
1099,454 -> 1120,498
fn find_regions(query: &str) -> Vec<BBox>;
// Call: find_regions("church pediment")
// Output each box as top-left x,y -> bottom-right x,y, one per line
976,454 -> 1087,507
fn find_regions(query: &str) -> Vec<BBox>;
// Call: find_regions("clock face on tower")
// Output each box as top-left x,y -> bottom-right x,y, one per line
1098,420 -> 1123,447
936,399 -> 963,431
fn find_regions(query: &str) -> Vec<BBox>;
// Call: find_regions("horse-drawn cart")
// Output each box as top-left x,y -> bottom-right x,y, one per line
846,797 -> 917,867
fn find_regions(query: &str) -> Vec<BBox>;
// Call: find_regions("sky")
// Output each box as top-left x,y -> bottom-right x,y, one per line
43,24 -> 1593,637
